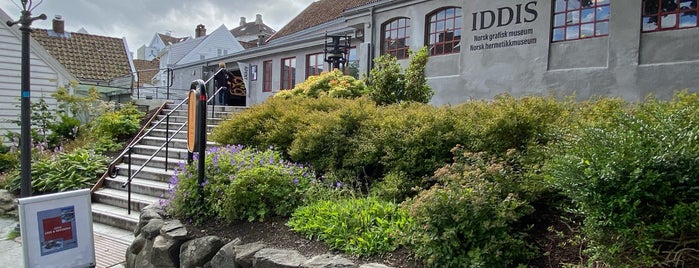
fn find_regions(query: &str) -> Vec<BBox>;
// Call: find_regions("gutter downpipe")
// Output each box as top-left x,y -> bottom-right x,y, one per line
368,6 -> 376,72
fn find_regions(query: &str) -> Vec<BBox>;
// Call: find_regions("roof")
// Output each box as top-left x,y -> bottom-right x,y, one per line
158,33 -> 188,46
31,29 -> 133,82
133,59 -> 160,85
269,0 -> 378,41
166,36 -> 206,65
230,21 -> 276,38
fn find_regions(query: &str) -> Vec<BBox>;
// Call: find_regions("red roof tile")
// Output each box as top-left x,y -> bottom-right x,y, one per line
269,0 -> 377,41
31,29 -> 132,82
133,59 -> 160,86
158,33 -> 188,46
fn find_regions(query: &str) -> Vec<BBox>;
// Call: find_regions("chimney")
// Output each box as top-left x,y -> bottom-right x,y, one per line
255,14 -> 263,25
52,15 -> 64,34
240,17 -> 246,27
195,24 -> 206,38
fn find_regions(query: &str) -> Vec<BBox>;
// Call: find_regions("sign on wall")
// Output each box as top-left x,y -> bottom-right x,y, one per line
469,1 -> 540,51
18,189 -> 95,268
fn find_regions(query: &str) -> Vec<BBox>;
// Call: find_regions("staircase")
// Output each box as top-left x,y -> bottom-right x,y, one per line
90,101 -> 240,232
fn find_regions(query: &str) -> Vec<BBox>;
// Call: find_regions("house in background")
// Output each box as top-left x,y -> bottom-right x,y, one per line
154,24 -> 245,98
31,15 -> 136,103
230,14 -> 276,48
136,32 -> 188,61
0,8 -> 75,137
132,58 -> 161,99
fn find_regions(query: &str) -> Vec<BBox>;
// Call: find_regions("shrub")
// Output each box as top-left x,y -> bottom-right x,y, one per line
402,146 -> 536,267
91,103 -> 143,140
546,92 -> 699,267
275,69 -> 367,99
167,145 -> 316,223
368,47 -> 432,105
5,148 -> 107,194
288,197 -> 411,256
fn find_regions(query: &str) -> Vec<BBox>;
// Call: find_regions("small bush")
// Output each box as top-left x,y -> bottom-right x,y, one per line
368,47 -> 432,105
288,197 -> 411,256
5,148 -> 107,194
402,146 -> 536,267
546,92 -> 699,267
91,103 -> 143,140
167,145 -> 316,223
275,69 -> 367,99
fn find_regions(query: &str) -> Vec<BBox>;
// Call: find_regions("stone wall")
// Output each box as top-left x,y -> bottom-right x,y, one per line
127,205 -> 395,268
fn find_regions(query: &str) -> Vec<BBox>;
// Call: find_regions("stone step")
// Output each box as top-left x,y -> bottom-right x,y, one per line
114,163 -> 177,184
92,203 -> 140,233
154,114 -> 227,124
123,153 -> 182,170
139,136 -> 218,149
149,121 -> 220,132
131,144 -> 191,159
92,188 -> 160,212
103,176 -> 170,198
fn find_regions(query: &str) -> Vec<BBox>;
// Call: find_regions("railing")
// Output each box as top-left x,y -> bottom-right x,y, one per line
133,67 -> 174,100
96,68 -> 228,215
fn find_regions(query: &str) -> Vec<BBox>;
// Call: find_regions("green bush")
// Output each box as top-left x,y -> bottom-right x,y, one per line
546,92 -> 699,267
167,145 -> 316,223
0,152 -> 18,174
5,148 -> 107,194
288,197 -> 411,256
91,103 -> 143,140
368,47 -> 432,105
403,146 -> 536,267
275,69 -> 367,99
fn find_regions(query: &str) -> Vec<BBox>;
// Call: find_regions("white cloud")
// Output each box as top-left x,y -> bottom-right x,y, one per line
1,0 -> 315,53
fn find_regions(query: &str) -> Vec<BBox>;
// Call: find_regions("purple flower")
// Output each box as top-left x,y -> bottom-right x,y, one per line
293,178 -> 299,184
336,181 -> 342,188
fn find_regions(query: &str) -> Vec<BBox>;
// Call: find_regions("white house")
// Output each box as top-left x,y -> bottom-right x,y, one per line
136,32 -> 188,61
0,8 -> 75,139
154,24 -> 245,98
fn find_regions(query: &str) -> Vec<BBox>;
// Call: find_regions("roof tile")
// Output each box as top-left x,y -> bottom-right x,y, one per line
269,0 -> 378,41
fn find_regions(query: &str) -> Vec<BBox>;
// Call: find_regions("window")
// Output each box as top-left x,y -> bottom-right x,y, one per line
382,18 -> 411,59
345,47 -> 360,78
263,60 -> 272,92
643,0 -> 698,32
552,0 -> 610,42
217,49 -> 228,56
306,53 -> 324,78
281,57 -> 296,90
426,7 -> 462,56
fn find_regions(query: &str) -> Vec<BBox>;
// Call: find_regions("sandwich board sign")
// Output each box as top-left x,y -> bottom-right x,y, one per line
18,189 -> 96,268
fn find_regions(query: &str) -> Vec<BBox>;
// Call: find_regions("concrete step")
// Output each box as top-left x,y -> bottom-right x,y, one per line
131,144 -> 190,159
114,163 -> 178,184
122,153 -> 182,170
92,203 -> 140,233
103,176 -> 170,198
92,188 -> 160,212
149,121 -> 220,132
139,136 -> 218,149
155,114 -> 227,124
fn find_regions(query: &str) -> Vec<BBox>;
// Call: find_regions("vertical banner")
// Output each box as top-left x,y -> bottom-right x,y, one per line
237,62 -> 250,105
18,189 -> 95,268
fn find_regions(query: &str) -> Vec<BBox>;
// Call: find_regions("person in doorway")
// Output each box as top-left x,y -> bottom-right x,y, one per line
214,62 -> 229,105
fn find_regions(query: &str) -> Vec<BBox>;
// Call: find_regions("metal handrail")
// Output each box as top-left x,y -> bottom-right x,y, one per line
118,68 -> 227,214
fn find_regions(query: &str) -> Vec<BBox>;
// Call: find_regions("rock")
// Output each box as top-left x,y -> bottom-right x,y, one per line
209,238 -> 241,268
302,254 -> 355,268
143,203 -> 167,216
233,242 -> 266,268
0,190 -> 16,213
141,218 -> 165,240
135,209 -> 163,236
129,235 -> 147,254
151,234 -> 185,267
358,264 -> 393,268
253,248 -> 307,268
132,238 -> 155,268
179,236 -> 225,268
160,220 -> 189,241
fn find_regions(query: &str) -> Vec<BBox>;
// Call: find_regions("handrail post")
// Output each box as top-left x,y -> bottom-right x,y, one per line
165,112 -> 170,171
127,147 -> 132,215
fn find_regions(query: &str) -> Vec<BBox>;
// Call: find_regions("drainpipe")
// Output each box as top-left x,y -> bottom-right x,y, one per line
367,6 -> 376,72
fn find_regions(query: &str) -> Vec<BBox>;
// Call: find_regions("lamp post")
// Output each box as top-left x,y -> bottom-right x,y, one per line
6,1 -> 47,199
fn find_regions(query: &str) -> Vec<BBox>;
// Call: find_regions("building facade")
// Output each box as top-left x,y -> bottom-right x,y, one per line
172,0 -> 699,106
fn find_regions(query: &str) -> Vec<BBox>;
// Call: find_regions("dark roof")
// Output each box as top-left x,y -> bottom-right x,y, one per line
133,59 -> 160,86
269,0 -> 377,41
158,33 -> 188,46
31,29 -> 132,82
230,21 -> 276,38
239,40 -> 259,49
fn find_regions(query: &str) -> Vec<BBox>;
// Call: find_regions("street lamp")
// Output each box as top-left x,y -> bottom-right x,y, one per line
6,0 -> 47,198
324,33 -> 351,70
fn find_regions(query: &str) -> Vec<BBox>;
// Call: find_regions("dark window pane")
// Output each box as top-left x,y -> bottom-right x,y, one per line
596,21 -> 609,35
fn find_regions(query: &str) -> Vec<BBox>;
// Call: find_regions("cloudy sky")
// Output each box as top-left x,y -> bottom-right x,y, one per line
1,0 -> 315,55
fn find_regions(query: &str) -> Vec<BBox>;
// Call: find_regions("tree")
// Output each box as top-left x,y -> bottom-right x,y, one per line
368,47 -> 432,105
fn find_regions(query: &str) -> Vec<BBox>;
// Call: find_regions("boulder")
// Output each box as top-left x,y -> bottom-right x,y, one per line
253,248 -> 307,268
151,234 -> 185,267
135,208 -> 163,236
209,238 -> 241,268
233,242 -> 266,268
302,254 -> 355,268
131,238 -> 155,268
179,236 -> 225,268
141,218 -> 165,240
160,220 -> 189,241
0,190 -> 16,213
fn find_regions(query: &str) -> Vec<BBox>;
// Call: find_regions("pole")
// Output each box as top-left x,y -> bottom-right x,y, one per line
7,10 -> 47,198
197,83 -> 207,200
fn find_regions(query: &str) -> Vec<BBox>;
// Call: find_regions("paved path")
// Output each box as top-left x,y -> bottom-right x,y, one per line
0,217 -> 133,268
